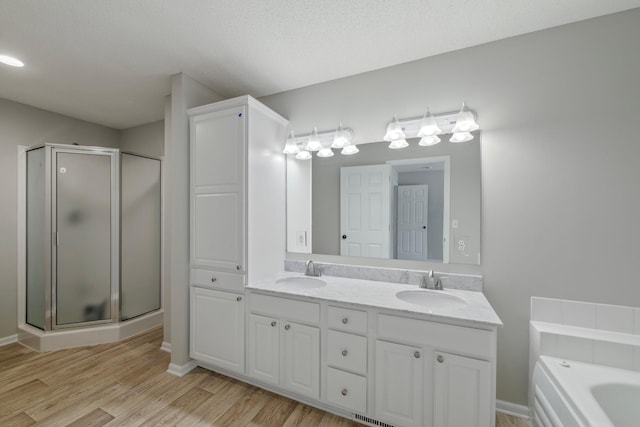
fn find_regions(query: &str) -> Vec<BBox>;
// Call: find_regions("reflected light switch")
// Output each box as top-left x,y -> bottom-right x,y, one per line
296,231 -> 307,248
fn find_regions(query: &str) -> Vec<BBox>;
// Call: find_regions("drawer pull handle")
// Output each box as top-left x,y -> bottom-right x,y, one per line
284,324 -> 290,330
414,351 -> 421,359
211,277 -> 217,283
341,388 -> 348,396
437,355 -> 444,363
236,296 -> 242,302
271,321 -> 276,327
341,317 -> 349,324
341,349 -> 348,357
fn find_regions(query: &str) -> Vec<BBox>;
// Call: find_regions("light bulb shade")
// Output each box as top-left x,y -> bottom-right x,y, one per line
452,104 -> 479,133
417,111 -> 442,137
317,147 -> 334,158
388,139 -> 409,149
418,135 -> 441,146
295,150 -> 312,160
282,130 -> 300,154
450,132 -> 474,143
331,124 -> 350,148
305,127 -> 323,151
383,116 -> 406,141
341,144 -> 359,155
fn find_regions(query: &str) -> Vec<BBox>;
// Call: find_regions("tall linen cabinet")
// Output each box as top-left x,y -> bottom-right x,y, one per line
188,95 -> 288,374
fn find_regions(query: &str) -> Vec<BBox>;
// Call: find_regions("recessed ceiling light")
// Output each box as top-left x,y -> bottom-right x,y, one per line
0,55 -> 24,67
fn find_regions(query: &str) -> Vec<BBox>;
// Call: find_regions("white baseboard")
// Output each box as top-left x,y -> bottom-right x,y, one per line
496,399 -> 530,419
0,334 -> 18,347
160,341 -> 171,353
167,360 -> 198,377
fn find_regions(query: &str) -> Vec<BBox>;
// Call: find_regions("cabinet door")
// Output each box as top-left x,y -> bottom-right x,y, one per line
190,106 -> 246,272
190,287 -> 245,374
192,107 -> 245,191
247,313 -> 280,386
374,340 -> 423,427
282,322 -> 320,399
433,352 -> 491,427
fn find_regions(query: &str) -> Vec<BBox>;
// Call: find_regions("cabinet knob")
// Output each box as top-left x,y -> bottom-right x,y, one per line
341,317 -> 349,324
271,321 -> 277,327
341,388 -> 348,396
236,296 -> 242,302
236,265 -> 241,270
211,277 -> 217,283
437,355 -> 444,363
341,349 -> 348,357
414,351 -> 421,359
284,324 -> 290,330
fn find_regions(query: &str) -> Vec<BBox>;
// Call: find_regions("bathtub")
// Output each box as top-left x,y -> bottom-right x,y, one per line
532,356 -> 640,427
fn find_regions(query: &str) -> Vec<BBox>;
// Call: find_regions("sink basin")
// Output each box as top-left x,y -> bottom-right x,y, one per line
276,276 -> 327,289
395,290 -> 468,310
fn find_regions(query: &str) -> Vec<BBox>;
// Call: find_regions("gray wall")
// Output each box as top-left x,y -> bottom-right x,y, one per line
397,170 -> 445,261
262,9 -> 640,405
119,120 -> 165,158
0,98 -> 119,339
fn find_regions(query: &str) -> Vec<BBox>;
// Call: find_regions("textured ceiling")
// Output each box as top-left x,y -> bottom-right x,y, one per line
1,0 -> 639,129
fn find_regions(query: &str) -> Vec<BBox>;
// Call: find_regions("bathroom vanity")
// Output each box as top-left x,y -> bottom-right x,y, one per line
190,273 -> 501,427
187,95 -> 501,426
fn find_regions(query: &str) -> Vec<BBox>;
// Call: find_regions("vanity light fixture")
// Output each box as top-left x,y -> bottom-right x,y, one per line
282,130 -> 300,154
305,127 -> 323,151
0,54 -> 24,67
284,125 -> 355,160
383,103 -> 479,149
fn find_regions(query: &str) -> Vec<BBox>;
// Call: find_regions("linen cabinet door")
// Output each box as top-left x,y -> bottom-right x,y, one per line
190,287 -> 245,374
190,106 -> 246,272
282,322 -> 320,399
247,313 -> 280,386
433,352 -> 491,427
374,340 -> 423,427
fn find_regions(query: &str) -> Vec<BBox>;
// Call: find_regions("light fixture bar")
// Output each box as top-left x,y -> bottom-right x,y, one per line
390,109 -> 477,138
290,127 -> 355,150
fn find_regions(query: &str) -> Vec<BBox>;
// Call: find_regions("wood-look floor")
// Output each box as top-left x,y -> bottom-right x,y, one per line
0,327 -> 529,426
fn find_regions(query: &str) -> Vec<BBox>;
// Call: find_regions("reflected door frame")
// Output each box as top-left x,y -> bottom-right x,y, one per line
50,145 -> 120,330
387,156 -> 450,264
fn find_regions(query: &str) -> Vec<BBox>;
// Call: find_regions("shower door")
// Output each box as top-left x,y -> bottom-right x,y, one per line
52,148 -> 119,328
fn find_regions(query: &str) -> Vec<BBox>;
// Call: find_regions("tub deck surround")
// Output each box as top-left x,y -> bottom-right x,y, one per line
248,272 -> 502,327
284,259 -> 484,292
534,356 -> 640,427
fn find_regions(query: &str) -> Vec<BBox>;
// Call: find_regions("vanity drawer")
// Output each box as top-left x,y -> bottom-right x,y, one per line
249,293 -> 320,325
191,268 -> 244,292
326,367 -> 367,413
328,306 -> 367,335
377,313 -> 493,358
327,330 -> 367,375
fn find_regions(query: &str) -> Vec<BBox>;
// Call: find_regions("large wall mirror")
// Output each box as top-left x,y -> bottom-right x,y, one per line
286,133 -> 481,265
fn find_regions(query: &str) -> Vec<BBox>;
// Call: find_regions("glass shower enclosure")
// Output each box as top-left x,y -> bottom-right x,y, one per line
26,144 -> 161,330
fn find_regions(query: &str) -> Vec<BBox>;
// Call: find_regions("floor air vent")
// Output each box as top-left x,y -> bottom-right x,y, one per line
354,413 -> 396,427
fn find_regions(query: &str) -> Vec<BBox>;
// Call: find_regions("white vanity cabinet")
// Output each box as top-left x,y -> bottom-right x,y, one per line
374,340 -> 424,427
247,293 -> 321,399
433,351 -> 491,427
190,287 -> 245,373
188,96 -> 288,372
375,313 -> 495,427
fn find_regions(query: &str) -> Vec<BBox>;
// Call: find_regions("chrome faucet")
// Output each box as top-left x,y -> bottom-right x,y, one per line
419,270 -> 444,290
305,260 -> 321,277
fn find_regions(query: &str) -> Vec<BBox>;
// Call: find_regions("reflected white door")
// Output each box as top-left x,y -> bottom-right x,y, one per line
397,185 -> 429,261
340,165 -> 392,258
